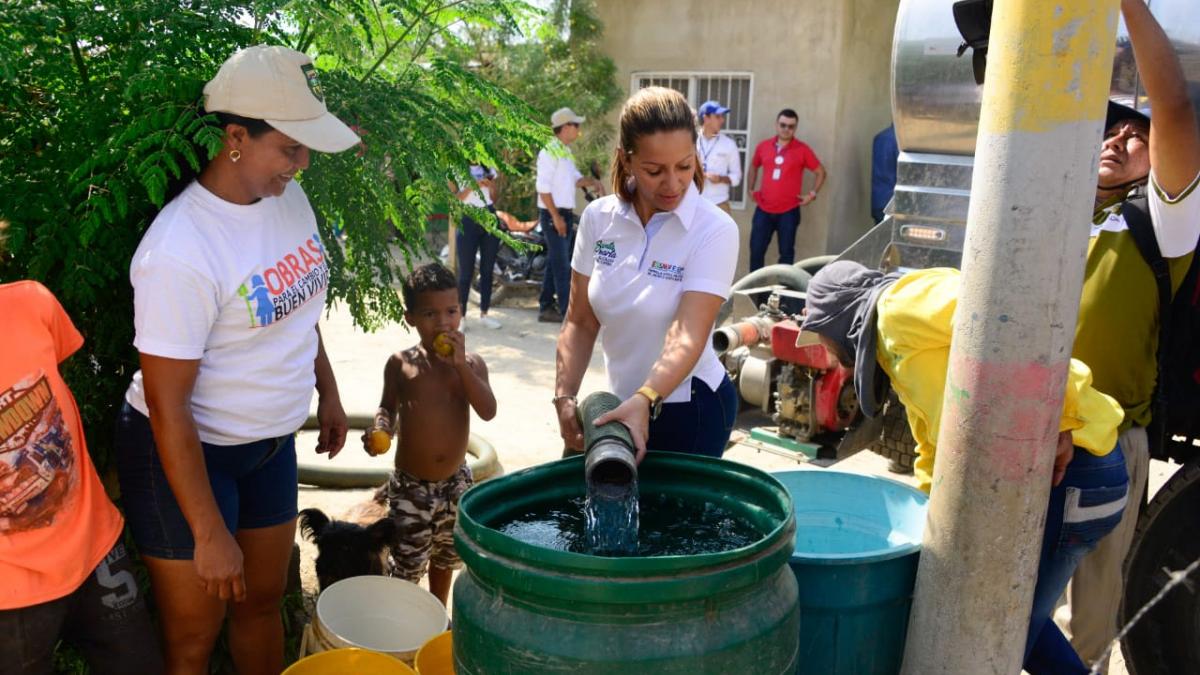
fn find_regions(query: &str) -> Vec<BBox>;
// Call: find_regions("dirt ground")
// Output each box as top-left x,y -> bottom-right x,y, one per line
296,285 -> 1162,673
294,288 -> 816,590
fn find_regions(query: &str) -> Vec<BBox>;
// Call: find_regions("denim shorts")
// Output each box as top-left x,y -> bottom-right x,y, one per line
114,403 -> 298,560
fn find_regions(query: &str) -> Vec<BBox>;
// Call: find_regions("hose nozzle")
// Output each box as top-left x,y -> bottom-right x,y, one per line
712,316 -> 777,355
578,392 -> 638,490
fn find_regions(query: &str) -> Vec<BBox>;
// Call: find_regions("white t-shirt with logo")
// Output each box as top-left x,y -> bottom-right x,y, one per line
572,184 -> 739,403
696,133 -> 742,205
125,181 -> 329,445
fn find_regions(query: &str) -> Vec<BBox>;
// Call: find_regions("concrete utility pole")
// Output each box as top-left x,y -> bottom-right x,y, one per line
900,1 -> 1120,673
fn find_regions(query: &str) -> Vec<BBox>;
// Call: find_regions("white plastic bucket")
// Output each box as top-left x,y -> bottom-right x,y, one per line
310,576 -> 449,665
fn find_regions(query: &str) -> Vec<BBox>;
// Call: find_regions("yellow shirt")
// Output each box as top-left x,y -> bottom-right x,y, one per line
1075,173 -> 1200,431
874,268 -> 1125,493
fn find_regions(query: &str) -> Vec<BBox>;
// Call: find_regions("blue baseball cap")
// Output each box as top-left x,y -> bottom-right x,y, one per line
698,100 -> 730,118
1105,99 -> 1150,131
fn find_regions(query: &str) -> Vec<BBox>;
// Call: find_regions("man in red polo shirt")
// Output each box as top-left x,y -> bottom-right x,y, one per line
747,108 -> 827,271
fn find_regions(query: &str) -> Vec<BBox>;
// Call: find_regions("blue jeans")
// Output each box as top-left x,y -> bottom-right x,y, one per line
457,208 -> 501,313
749,206 -> 801,271
539,208 -> 575,315
1024,444 -> 1129,674
646,376 -> 738,457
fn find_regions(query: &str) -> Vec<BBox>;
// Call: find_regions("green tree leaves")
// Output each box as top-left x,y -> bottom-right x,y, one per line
0,0 -> 545,476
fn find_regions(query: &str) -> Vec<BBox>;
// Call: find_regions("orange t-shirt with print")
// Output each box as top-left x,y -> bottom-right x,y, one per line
0,280 -> 124,609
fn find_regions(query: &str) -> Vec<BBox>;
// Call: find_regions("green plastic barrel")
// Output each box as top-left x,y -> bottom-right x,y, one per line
453,453 -> 800,674
772,470 -> 928,675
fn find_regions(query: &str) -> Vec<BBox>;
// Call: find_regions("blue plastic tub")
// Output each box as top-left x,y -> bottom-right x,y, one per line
771,470 -> 928,675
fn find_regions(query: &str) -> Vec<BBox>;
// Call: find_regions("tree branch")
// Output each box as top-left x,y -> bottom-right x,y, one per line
54,0 -> 90,92
295,17 -> 311,51
357,0 -> 469,84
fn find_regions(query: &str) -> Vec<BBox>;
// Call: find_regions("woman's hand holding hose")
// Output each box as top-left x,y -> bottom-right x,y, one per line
593,396 -> 651,463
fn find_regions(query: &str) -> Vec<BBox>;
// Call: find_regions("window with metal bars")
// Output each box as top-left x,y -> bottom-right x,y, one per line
632,72 -> 755,209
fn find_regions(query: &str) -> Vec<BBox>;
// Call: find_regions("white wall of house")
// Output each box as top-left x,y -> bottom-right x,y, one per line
595,0 -> 900,275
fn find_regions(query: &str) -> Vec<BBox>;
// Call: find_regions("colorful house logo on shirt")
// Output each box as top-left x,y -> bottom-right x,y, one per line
647,260 -> 685,282
594,240 -> 617,266
0,373 -> 76,534
239,234 -> 330,328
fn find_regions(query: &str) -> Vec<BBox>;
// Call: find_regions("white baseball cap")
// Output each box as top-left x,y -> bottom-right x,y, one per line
550,107 -> 586,127
203,45 -> 361,153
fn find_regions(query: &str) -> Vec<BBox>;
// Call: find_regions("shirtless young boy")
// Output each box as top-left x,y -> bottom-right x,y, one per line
363,263 -> 496,605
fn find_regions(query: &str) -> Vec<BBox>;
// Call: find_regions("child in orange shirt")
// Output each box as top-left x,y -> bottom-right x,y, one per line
0,259 -> 161,672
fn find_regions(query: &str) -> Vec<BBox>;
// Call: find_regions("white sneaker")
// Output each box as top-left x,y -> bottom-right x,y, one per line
479,315 -> 502,330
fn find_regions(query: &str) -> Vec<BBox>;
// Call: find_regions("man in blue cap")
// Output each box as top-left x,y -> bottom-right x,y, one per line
695,100 -> 742,213
1052,1 -> 1200,669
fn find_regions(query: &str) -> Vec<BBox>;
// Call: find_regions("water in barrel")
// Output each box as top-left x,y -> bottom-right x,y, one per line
498,492 -> 761,557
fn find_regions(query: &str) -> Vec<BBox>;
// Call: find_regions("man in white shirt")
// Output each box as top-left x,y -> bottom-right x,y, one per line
695,100 -> 742,213
535,107 -> 604,323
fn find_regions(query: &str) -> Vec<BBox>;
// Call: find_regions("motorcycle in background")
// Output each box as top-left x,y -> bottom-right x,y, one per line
446,160 -> 605,306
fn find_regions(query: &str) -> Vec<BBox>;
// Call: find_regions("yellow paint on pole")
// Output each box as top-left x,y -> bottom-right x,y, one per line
980,0 -> 1120,134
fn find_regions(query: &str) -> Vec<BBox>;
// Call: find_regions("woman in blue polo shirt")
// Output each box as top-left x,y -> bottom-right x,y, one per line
553,87 -> 740,460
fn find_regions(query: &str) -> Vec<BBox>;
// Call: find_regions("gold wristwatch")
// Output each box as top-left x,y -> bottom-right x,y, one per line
635,385 -> 664,420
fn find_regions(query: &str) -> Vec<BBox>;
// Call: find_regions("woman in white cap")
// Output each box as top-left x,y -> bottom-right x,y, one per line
113,45 -> 359,674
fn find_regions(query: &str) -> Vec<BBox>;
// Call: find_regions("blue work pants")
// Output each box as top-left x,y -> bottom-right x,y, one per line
538,207 -> 575,315
749,206 -> 801,271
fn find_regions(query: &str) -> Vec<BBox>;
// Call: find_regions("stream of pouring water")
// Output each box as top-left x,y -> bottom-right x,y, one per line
584,479 -> 640,556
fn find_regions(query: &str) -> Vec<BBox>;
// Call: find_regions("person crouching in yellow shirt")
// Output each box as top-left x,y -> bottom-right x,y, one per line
801,261 -> 1127,675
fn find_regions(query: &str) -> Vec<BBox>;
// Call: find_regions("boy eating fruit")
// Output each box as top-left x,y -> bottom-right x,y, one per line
362,262 -> 496,605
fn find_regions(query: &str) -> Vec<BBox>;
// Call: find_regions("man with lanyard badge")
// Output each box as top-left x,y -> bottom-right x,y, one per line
696,100 -> 743,214
747,108 -> 827,271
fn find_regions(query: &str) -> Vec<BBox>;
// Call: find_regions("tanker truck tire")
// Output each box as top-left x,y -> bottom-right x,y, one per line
869,400 -> 917,475
1120,458 -> 1200,675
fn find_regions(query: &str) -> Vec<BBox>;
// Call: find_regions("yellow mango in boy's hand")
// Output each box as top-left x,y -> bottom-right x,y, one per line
368,429 -> 392,456
433,333 -> 455,358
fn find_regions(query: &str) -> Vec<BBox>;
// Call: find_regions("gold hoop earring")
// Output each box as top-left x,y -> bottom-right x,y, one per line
229,149 -> 242,163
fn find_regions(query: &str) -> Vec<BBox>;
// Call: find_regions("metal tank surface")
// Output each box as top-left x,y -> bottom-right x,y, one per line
840,0 -> 1200,273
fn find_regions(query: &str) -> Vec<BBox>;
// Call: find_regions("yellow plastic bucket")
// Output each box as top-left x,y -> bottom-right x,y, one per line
414,631 -> 454,674
283,648 -> 416,674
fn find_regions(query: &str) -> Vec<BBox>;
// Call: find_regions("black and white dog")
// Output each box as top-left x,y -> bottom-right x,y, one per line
299,495 -> 395,591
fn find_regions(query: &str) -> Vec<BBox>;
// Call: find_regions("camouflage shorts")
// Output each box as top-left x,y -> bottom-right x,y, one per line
385,463 -> 473,582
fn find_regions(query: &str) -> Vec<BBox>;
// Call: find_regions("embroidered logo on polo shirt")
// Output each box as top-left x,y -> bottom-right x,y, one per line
594,240 -> 617,266
647,260 -> 684,282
